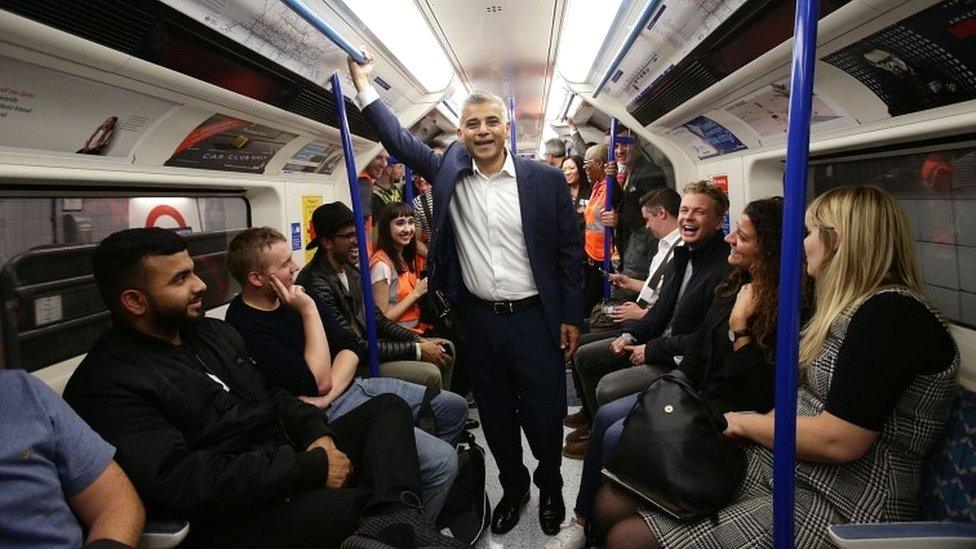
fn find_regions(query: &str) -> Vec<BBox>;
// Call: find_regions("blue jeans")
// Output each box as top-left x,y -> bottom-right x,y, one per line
574,394 -> 636,520
326,378 -> 468,521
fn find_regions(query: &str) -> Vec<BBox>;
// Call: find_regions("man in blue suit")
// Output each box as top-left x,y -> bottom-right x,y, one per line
348,54 -> 584,536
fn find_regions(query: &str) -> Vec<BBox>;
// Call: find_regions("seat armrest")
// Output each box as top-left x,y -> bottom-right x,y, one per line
138,520 -> 189,549
828,522 -> 976,548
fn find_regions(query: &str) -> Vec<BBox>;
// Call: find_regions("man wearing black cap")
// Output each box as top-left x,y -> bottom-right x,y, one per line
297,202 -> 454,391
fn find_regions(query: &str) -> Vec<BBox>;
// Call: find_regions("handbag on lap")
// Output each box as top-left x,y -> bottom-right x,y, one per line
602,370 -> 746,521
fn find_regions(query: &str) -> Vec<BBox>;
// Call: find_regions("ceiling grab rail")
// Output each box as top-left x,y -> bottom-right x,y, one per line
508,97 -> 518,154
773,0 -> 820,547
280,0 -> 368,65
603,117 -> 618,299
592,0 -> 664,99
278,0 -> 379,377
330,71 -> 380,378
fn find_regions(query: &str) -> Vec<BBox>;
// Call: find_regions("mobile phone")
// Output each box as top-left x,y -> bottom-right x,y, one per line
440,344 -> 454,358
597,267 -> 614,280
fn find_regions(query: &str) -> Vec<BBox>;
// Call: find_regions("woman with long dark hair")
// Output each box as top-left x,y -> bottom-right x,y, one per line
563,154 -> 592,240
595,186 -> 957,548
369,201 -> 428,333
549,197 -> 799,549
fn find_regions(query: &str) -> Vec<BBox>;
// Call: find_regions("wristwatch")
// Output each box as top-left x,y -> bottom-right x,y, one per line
728,329 -> 751,342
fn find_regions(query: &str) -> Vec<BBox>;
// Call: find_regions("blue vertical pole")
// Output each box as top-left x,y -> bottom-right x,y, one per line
330,72 -> 380,378
508,97 -> 518,155
403,165 -> 414,203
603,118 -> 618,299
773,1 -> 819,547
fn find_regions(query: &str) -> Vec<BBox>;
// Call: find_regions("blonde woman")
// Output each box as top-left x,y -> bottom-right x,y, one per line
595,185 -> 958,548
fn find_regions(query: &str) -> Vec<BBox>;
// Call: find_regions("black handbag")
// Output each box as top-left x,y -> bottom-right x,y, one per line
602,370 -> 746,521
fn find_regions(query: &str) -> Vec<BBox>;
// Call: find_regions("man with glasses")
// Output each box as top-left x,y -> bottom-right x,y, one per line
296,202 -> 454,391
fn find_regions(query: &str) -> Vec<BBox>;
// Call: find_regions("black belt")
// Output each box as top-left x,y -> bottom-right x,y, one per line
469,294 -> 541,315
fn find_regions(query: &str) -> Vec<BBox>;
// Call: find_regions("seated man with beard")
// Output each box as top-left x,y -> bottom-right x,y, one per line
64,228 -> 462,548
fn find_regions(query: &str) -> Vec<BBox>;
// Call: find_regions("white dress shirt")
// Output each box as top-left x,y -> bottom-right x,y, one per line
637,228 -> 682,307
356,85 -> 536,301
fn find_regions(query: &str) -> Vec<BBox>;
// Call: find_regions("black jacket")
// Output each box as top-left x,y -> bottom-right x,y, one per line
677,289 -> 775,416
624,231 -> 731,366
63,320 -> 331,521
296,250 -> 421,363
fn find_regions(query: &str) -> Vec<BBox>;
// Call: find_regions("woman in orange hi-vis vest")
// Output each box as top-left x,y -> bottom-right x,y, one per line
581,143 -> 620,315
369,201 -> 430,333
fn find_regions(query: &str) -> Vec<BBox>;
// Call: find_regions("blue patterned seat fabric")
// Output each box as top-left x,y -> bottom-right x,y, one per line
920,387 -> 976,522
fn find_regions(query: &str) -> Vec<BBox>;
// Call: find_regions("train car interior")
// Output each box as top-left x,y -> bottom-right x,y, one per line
0,0 -> 974,547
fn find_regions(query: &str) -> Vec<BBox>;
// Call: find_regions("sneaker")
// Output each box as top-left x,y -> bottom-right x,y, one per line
565,426 -> 589,444
341,492 -> 466,548
563,410 -> 587,429
562,439 -> 588,460
544,520 -> 587,549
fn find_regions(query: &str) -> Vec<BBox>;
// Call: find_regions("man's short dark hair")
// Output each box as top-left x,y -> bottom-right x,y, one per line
92,228 -> 187,315
639,187 -> 681,218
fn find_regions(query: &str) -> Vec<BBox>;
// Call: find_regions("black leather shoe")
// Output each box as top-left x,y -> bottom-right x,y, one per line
465,418 -> 480,430
490,492 -> 529,534
539,490 -> 565,536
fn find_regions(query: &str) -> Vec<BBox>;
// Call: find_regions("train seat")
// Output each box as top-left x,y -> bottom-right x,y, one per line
138,520 -> 190,549
828,386 -> 976,548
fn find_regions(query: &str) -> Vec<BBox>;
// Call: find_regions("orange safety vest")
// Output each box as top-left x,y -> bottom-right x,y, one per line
369,250 -> 429,333
583,181 -> 614,262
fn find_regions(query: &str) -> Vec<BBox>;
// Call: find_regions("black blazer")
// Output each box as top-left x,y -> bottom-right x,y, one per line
624,231 -> 731,365
361,99 -> 584,344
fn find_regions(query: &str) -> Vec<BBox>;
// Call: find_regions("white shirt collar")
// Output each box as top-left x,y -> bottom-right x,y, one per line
661,227 -> 681,247
472,149 -> 517,180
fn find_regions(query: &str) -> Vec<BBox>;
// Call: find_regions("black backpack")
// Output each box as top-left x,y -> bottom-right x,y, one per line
603,370 -> 746,521
435,431 -> 491,545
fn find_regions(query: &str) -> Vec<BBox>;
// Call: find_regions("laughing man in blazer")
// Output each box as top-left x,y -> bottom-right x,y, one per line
348,54 -> 584,536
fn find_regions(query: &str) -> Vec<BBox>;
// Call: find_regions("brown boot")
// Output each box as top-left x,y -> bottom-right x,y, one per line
562,439 -> 588,459
563,410 -> 587,429
565,425 -> 590,443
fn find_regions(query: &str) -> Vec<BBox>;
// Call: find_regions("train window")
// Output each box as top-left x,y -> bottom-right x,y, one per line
810,145 -> 976,329
0,195 -> 249,371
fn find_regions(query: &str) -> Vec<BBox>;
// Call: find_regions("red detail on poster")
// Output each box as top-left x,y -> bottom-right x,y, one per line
948,17 -> 976,40
171,117 -> 250,155
711,174 -> 729,192
146,205 -> 188,228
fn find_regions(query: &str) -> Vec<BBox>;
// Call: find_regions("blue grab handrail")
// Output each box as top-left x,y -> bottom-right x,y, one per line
773,1 -> 820,547
603,118 -> 618,298
330,72 -> 380,378
593,0 -> 664,99
403,165 -> 414,203
508,97 -> 518,154
280,0 -> 368,65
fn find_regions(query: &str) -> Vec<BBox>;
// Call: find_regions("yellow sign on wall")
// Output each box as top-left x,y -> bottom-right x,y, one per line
301,194 -> 323,263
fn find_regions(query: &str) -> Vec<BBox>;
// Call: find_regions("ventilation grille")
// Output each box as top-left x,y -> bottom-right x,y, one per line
0,0 -> 378,142
630,60 -> 719,124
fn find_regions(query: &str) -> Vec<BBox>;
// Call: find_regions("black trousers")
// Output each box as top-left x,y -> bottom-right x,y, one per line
570,329 -> 622,422
463,300 -> 566,496
184,394 -> 421,549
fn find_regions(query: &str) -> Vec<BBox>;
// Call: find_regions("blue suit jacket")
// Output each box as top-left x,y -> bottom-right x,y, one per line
361,100 -> 584,343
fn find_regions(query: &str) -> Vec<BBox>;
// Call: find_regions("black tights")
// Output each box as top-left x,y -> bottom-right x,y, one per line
594,484 -> 660,549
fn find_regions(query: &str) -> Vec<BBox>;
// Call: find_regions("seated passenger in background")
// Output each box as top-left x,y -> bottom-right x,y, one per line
224,226 -> 466,522
551,197 -> 792,548
1,369 -> 144,549
370,202 -> 432,334
64,228 -> 461,548
298,202 -> 455,390
596,186 -> 959,548
567,181 -> 730,458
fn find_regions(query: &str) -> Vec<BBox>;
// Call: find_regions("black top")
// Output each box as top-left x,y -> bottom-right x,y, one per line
225,293 -> 364,397
677,289 -> 776,415
825,292 -> 956,431
63,319 -> 331,520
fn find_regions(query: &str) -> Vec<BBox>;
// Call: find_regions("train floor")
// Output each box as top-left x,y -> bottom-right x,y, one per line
468,370 -> 585,548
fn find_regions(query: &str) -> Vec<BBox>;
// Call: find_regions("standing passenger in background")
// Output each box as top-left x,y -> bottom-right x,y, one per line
358,151 -> 388,238
581,144 -> 620,317
412,141 -> 447,259
348,52 -> 584,537
545,137 -> 567,168
372,160 -> 405,217
562,154 -> 592,246
596,186 -> 959,548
